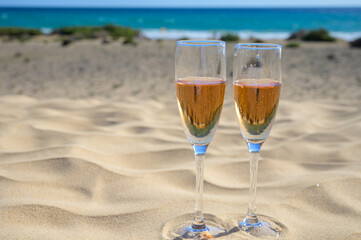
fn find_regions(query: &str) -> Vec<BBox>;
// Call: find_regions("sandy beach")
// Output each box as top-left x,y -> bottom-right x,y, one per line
0,39 -> 360,239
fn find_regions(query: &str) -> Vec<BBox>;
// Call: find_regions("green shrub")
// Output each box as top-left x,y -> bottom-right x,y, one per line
250,37 -> 264,43
54,25 -> 139,45
123,35 -> 137,46
0,27 -> 41,41
220,33 -> 240,42
287,29 -> 307,40
302,28 -> 335,42
350,38 -> 361,48
56,26 -> 101,40
0,25 -> 140,45
178,37 -> 190,41
61,37 -> 74,47
286,42 -> 300,48
103,24 -> 139,40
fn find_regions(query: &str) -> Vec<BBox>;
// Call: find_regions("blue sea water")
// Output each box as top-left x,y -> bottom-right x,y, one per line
0,7 -> 360,40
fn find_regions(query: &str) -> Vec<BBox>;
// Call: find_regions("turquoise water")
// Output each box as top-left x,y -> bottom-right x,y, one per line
1,8 -> 360,40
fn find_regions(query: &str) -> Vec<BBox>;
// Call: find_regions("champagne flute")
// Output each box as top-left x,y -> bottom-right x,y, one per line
233,43 -> 282,237
174,40 -> 226,239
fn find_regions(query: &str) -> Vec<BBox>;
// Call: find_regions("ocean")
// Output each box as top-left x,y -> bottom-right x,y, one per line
0,7 -> 360,40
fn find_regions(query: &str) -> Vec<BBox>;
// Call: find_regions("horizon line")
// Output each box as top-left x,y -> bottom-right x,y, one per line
1,6 -> 361,9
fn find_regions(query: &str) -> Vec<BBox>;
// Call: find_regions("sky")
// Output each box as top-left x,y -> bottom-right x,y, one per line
1,0 -> 361,7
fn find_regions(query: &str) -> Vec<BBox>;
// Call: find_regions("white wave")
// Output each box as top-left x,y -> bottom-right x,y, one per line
142,29 -> 214,39
237,31 -> 290,40
142,29 -> 361,41
40,28 -> 53,35
330,32 -> 361,41
142,29 -> 293,40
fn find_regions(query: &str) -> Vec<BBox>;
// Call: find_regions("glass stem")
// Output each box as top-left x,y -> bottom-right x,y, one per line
246,142 -> 261,224
248,151 -> 259,219
192,153 -> 206,230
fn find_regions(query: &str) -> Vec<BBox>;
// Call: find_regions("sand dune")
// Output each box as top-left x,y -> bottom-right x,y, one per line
0,95 -> 359,240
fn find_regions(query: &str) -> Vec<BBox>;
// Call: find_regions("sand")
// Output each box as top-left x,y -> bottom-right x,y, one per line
0,39 -> 360,239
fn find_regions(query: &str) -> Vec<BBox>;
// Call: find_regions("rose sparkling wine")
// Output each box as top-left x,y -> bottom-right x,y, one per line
176,77 -> 226,145
167,40 -> 226,239
233,79 -> 281,143
232,43 -> 283,238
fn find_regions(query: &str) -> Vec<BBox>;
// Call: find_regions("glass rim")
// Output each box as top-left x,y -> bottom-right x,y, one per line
235,43 -> 282,50
176,40 -> 225,47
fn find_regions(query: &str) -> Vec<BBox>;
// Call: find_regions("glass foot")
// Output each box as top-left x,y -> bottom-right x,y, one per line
176,224 -> 225,239
162,213 -> 227,239
239,216 -> 281,237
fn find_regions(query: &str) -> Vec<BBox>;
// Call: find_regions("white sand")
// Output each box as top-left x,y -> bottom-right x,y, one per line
0,39 -> 360,239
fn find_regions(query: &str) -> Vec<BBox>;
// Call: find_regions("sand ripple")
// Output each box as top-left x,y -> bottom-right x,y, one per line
0,97 -> 359,239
